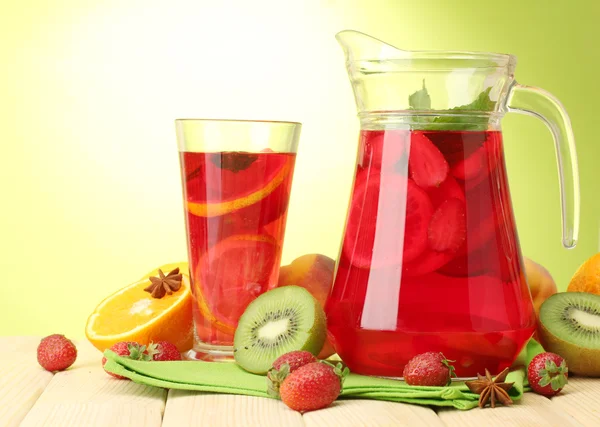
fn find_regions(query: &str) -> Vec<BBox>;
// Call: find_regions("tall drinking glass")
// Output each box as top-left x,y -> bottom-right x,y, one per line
175,119 -> 301,361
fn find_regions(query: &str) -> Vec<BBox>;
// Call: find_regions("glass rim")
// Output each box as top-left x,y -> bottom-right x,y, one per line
175,118 -> 302,126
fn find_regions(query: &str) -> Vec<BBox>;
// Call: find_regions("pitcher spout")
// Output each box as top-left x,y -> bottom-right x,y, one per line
335,30 -> 410,64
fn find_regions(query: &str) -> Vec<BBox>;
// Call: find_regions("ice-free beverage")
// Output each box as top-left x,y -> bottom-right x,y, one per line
180,151 -> 296,349
326,129 -> 536,378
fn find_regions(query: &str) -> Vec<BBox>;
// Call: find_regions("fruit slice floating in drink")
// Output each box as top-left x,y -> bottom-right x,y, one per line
409,132 -> 449,189
194,234 -> 280,335
342,171 -> 433,268
185,152 -> 294,217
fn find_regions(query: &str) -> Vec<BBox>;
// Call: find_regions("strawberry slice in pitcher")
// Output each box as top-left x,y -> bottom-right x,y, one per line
451,132 -> 503,189
185,152 -> 294,217
409,132 -> 449,189
427,175 -> 465,208
428,198 -> 467,252
193,234 -> 279,334
423,131 -> 487,166
343,171 -> 433,268
403,198 -> 466,277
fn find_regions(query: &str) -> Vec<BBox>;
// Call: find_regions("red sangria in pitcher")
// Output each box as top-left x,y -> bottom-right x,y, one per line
326,31 -> 579,378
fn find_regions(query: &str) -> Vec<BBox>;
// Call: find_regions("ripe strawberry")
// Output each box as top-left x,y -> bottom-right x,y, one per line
527,352 -> 568,397
147,341 -> 182,361
403,352 -> 456,386
267,351 -> 318,397
102,341 -> 151,379
37,334 -> 77,372
279,362 -> 349,413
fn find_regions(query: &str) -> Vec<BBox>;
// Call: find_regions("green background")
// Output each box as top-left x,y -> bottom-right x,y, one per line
0,0 -> 598,337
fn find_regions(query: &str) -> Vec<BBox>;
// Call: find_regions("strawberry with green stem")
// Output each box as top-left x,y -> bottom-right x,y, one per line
102,341 -> 152,379
278,361 -> 350,412
527,352 -> 568,397
267,351 -> 317,397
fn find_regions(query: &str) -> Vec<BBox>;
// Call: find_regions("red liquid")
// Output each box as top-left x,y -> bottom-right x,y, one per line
180,151 -> 296,347
326,129 -> 536,378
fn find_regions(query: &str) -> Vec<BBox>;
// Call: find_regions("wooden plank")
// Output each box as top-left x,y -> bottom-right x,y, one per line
437,392 -> 584,427
161,390 -> 305,427
303,399 -> 445,427
19,339 -> 167,427
551,377 -> 600,426
0,337 -> 54,427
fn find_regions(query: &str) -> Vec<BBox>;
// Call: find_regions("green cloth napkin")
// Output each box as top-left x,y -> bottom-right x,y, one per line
103,339 -> 545,411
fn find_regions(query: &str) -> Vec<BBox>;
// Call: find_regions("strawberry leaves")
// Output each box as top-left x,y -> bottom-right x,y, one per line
267,363 -> 291,398
527,352 -> 569,397
441,356 -> 457,386
324,361 -> 350,391
537,359 -> 569,391
126,343 -> 153,361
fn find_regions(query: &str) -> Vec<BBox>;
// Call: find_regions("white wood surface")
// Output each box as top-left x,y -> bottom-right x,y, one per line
2,336 -> 600,426
551,378 -> 600,426
16,338 -> 167,427
162,390 -> 304,427
303,399 -> 445,427
0,337 -> 53,427
437,392 -> 584,427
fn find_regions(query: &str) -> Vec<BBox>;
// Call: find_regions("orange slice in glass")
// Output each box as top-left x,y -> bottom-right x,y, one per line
193,234 -> 280,334
85,268 -> 193,352
185,153 -> 293,217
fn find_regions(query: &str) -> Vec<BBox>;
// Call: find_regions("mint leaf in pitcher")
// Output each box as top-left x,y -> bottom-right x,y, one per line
408,80 -> 434,127
409,80 -> 431,110
431,87 -> 494,131
408,83 -> 495,131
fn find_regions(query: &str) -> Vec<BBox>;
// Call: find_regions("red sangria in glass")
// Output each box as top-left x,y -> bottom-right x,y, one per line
176,119 -> 301,361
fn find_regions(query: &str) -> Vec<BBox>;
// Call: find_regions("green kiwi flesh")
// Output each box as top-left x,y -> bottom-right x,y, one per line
233,285 -> 326,374
538,292 -> 600,376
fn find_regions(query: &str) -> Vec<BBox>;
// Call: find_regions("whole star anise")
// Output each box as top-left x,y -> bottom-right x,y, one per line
465,367 -> 514,408
144,268 -> 182,299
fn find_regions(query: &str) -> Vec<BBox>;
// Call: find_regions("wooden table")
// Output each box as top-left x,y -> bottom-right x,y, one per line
2,337 -> 599,426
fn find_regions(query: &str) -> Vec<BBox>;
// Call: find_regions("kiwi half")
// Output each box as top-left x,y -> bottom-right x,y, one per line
233,285 -> 326,374
538,292 -> 600,376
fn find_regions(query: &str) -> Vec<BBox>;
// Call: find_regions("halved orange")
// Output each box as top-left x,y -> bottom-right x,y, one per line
185,153 -> 294,217
193,234 -> 280,334
85,267 -> 193,352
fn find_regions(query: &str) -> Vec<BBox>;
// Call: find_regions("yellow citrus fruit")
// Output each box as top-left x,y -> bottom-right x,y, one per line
567,253 -> 600,295
85,266 -> 193,353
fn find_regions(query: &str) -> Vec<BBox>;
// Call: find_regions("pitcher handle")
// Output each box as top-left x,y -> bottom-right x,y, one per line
506,82 -> 580,248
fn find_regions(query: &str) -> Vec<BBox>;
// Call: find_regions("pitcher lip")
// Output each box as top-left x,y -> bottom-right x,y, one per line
336,29 -> 516,69
389,50 -> 515,67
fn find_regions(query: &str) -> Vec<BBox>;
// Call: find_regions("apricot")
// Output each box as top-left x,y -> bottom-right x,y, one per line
278,254 -> 336,358
523,257 -> 558,316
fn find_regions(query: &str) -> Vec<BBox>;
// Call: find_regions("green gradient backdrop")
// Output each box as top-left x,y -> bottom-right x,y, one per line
1,0 -> 598,338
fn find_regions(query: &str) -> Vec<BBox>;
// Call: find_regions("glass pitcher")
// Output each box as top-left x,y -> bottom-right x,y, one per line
325,30 -> 580,378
